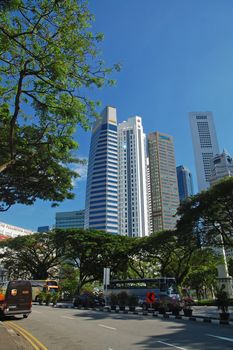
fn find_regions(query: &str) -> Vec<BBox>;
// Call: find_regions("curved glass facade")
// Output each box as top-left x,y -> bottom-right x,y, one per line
85,106 -> 118,234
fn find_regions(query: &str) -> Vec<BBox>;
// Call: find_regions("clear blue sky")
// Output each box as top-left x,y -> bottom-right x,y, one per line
1,0 -> 233,231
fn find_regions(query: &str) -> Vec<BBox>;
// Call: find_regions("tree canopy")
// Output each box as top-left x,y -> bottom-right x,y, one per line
0,232 -> 63,279
0,0 -> 119,211
54,228 -> 131,292
176,177 -> 233,249
0,225 -> 223,298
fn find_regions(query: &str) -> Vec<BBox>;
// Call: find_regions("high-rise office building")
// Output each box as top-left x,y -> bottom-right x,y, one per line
118,116 -> 149,237
55,210 -> 85,229
210,150 -> 233,186
85,106 -> 118,234
148,132 -> 179,233
146,157 -> 153,235
176,165 -> 194,201
189,112 -> 219,191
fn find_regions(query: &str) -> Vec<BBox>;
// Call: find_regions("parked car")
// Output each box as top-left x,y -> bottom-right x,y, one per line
73,292 -> 105,308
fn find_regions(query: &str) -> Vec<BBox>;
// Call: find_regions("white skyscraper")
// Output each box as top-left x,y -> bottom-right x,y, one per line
118,116 -> 149,237
189,112 -> 219,191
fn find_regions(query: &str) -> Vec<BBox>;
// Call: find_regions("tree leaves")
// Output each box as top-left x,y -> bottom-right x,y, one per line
0,0 -> 119,210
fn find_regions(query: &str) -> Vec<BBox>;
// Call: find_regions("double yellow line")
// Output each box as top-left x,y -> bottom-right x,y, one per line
6,321 -> 48,350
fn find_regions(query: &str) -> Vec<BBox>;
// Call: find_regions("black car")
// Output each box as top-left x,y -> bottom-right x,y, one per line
73,293 -> 105,308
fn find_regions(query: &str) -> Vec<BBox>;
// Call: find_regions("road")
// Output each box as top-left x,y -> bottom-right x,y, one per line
3,305 -> 233,349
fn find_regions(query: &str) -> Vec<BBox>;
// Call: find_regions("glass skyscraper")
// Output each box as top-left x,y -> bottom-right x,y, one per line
85,106 -> 118,234
176,165 -> 194,201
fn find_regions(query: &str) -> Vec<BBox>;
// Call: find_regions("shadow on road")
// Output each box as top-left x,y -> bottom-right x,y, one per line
133,322 -> 233,350
71,310 -> 233,349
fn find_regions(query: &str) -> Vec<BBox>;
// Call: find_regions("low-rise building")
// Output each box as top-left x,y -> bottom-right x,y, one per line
0,221 -> 33,238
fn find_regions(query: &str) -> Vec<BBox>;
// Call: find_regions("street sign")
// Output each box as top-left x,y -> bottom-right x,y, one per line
103,267 -> 110,286
146,292 -> 155,303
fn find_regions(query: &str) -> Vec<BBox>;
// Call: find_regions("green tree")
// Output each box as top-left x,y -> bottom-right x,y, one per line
54,229 -> 130,293
177,177 -> 233,249
124,230 -> 199,285
146,230 -> 199,285
0,232 -> 63,279
126,236 -> 160,279
0,0 -> 119,211
58,264 -> 79,299
183,249 -> 218,300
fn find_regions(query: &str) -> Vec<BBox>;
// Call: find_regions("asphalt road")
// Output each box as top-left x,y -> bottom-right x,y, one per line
3,305 -> 233,350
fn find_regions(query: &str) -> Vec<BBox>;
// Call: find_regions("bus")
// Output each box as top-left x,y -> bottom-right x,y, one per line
105,278 -> 181,310
30,280 -> 59,301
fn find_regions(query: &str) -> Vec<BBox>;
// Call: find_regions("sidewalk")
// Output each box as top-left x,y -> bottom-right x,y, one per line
193,305 -> 233,319
55,302 -> 233,324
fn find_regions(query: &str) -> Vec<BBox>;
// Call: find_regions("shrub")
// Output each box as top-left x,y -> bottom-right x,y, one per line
45,292 -> 52,305
215,288 -> 229,314
109,293 -> 118,306
52,293 -> 60,306
128,294 -> 138,307
117,291 -> 128,307
38,292 -> 46,305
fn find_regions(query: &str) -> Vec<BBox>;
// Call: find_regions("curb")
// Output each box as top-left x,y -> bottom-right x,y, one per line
54,305 -> 233,326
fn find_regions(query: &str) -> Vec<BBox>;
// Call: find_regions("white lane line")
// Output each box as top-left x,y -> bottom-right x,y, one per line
98,324 -> 117,331
61,316 -> 75,320
206,334 -> 233,343
157,341 -> 188,349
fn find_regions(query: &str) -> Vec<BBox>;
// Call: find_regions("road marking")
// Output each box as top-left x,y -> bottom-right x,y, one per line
61,316 -> 75,320
98,324 -> 117,330
206,334 -> 233,342
157,341 -> 188,349
6,322 -> 48,350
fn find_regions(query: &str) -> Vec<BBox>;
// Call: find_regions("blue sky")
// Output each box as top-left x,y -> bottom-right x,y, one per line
1,0 -> 233,231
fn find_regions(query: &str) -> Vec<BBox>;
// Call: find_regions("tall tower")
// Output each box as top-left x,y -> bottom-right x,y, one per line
189,112 -> 219,191
118,116 -> 148,237
85,106 -> 118,234
146,157 -> 153,235
148,132 -> 179,233
176,165 -> 194,201
210,150 -> 233,186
